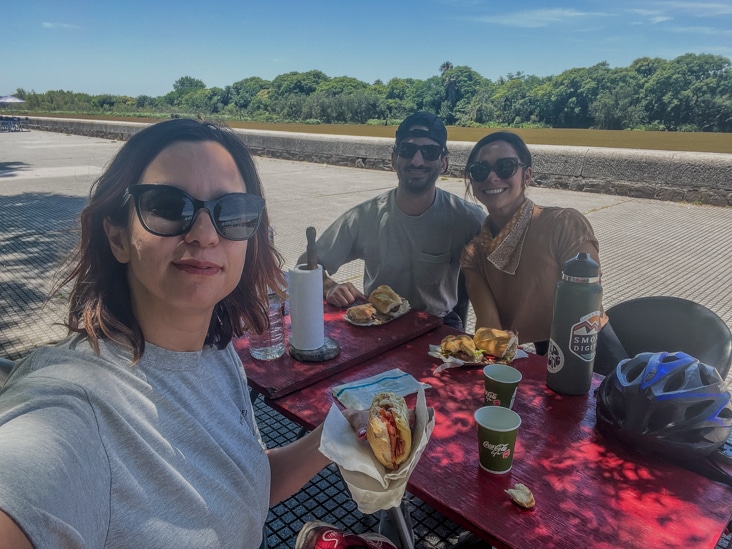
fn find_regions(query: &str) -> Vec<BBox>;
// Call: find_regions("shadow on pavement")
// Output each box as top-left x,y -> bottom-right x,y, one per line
0,193 -> 87,360
0,161 -> 30,178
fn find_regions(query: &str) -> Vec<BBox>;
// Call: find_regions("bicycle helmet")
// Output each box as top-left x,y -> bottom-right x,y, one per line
596,351 -> 732,458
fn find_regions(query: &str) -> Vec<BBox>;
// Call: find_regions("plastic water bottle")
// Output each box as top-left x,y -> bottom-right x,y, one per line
248,292 -> 286,360
248,226 -> 286,360
546,252 -> 603,395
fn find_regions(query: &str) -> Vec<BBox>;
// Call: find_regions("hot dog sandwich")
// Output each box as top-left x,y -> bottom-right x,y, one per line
366,391 -> 412,470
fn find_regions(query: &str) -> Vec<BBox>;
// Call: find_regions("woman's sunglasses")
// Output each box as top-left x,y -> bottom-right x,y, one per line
467,158 -> 527,182
125,184 -> 265,241
395,142 -> 444,161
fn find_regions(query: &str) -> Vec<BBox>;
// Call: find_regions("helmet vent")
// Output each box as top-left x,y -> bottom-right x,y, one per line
718,406 -> 732,421
662,372 -> 685,393
673,427 -> 707,444
697,365 -> 715,386
684,401 -> 710,421
626,361 -> 646,382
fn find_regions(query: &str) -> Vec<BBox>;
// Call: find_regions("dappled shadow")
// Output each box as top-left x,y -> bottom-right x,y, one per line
406,355 -> 732,548
0,192 -> 88,359
0,161 -> 30,178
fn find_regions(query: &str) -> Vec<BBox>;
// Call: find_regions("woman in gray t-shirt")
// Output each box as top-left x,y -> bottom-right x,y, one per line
0,119 -> 362,548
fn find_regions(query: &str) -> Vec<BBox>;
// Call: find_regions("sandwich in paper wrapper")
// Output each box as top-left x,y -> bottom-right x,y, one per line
344,285 -> 410,326
319,386 -> 434,514
429,328 -> 525,373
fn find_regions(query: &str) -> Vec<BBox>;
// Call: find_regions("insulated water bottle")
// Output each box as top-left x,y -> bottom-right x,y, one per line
546,252 -> 603,395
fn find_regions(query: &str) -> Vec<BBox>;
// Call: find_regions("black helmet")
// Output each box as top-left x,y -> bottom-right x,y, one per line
596,351 -> 732,458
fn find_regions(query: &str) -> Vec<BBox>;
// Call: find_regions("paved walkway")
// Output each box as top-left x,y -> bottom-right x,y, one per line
2,130 -> 731,368
1,130 -> 731,548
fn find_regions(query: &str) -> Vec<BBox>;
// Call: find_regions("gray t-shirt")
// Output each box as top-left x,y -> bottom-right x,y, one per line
316,187 -> 486,317
0,335 -> 270,548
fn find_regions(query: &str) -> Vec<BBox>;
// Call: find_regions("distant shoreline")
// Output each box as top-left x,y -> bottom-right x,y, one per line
16,113 -> 732,154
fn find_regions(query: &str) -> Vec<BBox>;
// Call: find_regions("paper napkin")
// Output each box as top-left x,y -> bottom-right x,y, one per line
319,386 -> 434,514
332,368 -> 431,410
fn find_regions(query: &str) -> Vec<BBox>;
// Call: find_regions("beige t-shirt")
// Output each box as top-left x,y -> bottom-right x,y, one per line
461,206 -> 602,344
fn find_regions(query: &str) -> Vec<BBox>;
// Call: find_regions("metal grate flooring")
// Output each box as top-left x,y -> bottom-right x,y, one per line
254,393 -> 483,548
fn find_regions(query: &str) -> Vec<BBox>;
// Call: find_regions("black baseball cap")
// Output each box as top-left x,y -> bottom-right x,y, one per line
395,111 -> 447,150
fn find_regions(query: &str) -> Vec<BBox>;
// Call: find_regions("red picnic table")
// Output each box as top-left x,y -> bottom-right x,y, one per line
264,324 -> 732,549
234,304 -> 443,399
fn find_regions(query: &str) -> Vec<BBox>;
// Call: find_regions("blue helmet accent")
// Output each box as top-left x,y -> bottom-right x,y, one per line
596,351 -> 732,458
637,351 -> 695,390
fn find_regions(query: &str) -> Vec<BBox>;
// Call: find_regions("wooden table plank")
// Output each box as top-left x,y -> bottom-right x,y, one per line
236,306 -> 442,399
264,325 -> 732,549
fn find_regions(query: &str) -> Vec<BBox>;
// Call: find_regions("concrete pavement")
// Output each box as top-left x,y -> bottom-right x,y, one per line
2,129 -> 731,366
1,129 -> 731,548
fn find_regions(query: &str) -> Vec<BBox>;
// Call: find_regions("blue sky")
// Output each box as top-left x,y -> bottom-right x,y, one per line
4,0 -> 732,97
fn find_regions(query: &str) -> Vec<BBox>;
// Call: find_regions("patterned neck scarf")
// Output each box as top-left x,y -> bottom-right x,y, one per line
481,198 -> 534,275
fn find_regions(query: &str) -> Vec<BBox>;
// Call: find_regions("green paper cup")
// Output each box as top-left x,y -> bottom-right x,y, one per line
474,406 -> 521,474
483,364 -> 522,409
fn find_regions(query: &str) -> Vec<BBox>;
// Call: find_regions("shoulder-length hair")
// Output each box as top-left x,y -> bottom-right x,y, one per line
59,118 -> 284,361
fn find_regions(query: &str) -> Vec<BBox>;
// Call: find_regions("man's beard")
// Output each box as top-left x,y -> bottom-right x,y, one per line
399,171 -> 438,194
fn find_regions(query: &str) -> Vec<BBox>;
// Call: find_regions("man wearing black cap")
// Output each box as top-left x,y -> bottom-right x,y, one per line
303,111 -> 485,329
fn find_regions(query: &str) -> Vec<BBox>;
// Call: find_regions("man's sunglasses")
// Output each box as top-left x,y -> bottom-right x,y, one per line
125,184 -> 265,241
467,158 -> 527,182
396,142 -> 444,161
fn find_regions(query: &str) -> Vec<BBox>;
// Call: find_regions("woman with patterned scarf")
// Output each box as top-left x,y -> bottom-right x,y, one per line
459,131 -> 625,375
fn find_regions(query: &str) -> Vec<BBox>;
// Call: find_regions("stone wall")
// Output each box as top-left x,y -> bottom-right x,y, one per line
28,116 -> 732,206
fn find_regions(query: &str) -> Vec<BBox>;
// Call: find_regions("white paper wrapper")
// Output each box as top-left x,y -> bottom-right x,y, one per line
332,368 -> 431,410
319,386 -> 434,514
428,345 -> 529,373
343,299 -> 411,326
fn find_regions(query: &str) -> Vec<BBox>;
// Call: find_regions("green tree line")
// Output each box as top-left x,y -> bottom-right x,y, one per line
12,53 -> 732,132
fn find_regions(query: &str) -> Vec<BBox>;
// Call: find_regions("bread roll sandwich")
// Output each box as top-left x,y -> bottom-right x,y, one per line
346,304 -> 377,325
366,391 -> 412,470
474,327 -> 518,360
505,483 -> 535,508
439,334 -> 478,362
368,285 -> 402,315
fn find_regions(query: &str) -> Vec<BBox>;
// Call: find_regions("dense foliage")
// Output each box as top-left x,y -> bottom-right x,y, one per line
11,54 -> 732,132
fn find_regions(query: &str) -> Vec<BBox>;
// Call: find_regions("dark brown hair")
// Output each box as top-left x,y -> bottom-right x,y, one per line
465,131 -> 532,169
59,118 -> 284,361
463,131 -> 533,195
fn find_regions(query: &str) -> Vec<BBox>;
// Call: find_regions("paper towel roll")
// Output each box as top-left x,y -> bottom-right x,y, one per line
288,264 -> 325,350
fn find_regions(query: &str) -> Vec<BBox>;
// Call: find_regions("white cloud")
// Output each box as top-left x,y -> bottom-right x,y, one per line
630,9 -> 659,16
469,8 -> 613,28
652,1 -> 732,16
42,22 -> 82,30
628,9 -> 672,23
